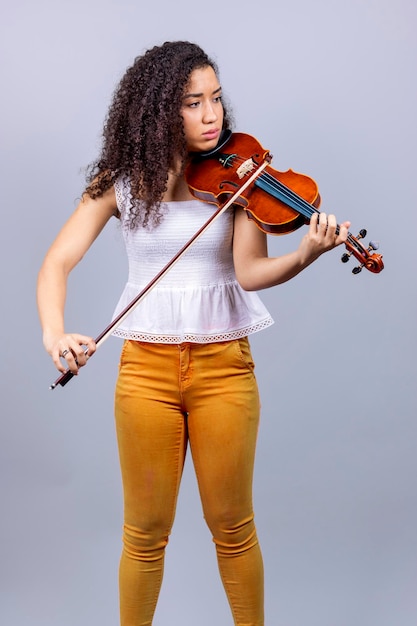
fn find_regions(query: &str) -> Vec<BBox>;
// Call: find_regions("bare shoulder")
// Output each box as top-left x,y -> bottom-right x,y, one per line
63,185 -> 118,236
78,184 -> 119,219
44,185 -> 119,270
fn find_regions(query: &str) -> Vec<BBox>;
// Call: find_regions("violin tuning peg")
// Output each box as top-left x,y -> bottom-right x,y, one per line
352,265 -> 363,275
341,252 -> 351,263
358,228 -> 367,239
368,240 -> 379,251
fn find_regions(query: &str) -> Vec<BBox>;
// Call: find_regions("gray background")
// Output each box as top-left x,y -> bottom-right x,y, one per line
1,0 -> 416,624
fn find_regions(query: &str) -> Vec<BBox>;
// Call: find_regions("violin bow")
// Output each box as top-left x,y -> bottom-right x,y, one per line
50,159 -> 269,389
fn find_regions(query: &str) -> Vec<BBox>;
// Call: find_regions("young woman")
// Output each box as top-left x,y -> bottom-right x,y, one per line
37,41 -> 350,626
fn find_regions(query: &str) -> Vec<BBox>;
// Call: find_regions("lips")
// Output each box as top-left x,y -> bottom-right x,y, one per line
203,129 -> 220,140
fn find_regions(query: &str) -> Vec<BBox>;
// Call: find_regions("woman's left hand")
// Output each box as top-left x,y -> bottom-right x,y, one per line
298,212 -> 351,264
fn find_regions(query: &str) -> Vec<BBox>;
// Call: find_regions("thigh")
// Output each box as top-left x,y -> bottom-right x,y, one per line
115,341 -> 188,528
186,338 -> 261,527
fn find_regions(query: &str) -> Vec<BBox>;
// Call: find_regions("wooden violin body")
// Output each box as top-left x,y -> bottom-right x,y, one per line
186,132 -> 384,275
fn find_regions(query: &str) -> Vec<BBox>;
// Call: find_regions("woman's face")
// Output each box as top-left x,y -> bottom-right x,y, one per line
181,65 -> 224,153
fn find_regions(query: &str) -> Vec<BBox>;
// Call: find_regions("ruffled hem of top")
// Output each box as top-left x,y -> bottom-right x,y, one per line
112,320 -> 273,344
110,280 -> 274,344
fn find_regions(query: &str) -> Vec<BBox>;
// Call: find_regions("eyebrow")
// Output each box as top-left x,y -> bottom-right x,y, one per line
183,86 -> 222,100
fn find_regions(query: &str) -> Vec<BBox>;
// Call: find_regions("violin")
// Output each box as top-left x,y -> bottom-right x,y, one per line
50,131 -> 384,390
185,131 -> 384,275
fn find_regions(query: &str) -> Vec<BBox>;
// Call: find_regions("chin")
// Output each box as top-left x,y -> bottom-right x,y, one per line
191,139 -> 217,153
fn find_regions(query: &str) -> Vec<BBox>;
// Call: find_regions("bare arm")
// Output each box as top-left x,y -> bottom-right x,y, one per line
233,209 -> 351,291
37,186 -> 118,373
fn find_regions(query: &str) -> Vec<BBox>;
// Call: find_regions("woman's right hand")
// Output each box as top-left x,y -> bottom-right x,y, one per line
44,332 -> 97,374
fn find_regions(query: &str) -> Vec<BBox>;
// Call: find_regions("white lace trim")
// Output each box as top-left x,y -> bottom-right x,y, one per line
111,318 -> 274,344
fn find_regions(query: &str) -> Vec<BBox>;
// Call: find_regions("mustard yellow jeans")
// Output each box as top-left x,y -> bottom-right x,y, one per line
114,338 -> 264,625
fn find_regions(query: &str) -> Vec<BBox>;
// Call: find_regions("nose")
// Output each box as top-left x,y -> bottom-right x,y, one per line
202,101 -> 218,123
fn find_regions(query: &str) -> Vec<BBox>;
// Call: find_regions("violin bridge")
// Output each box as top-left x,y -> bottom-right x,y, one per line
236,158 -> 255,179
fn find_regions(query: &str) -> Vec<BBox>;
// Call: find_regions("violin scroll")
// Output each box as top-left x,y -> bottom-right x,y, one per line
341,228 -> 384,275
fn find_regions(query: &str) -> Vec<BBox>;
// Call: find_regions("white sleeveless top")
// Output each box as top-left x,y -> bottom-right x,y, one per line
111,176 -> 274,343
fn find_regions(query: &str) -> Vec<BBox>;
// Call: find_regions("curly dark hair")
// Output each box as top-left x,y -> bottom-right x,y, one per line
85,41 -> 233,229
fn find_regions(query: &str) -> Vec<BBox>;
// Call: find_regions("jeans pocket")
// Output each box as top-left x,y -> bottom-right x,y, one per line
118,339 -> 133,370
234,337 -> 256,372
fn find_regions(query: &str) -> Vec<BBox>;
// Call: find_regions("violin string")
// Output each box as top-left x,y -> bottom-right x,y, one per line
229,155 -> 316,218
228,154 -> 357,248
259,170 -> 358,246
258,171 -> 317,218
